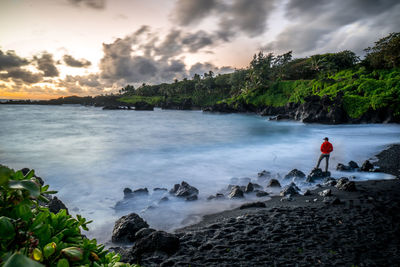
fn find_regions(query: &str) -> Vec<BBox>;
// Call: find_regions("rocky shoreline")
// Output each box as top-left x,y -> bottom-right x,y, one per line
203,94 -> 400,124
107,144 -> 400,266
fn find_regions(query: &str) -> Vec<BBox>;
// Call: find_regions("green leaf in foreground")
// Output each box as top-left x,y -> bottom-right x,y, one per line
0,216 -> 15,240
9,180 -> 40,197
3,253 -> 44,267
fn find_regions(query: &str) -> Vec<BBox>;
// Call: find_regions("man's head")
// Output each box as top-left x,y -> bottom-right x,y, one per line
324,137 -> 329,141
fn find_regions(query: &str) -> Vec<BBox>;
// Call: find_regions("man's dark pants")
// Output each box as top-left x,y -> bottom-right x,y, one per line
316,153 -> 330,172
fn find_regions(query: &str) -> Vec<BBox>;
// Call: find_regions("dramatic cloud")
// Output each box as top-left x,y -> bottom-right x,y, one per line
264,0 -> 400,55
67,0 -> 105,9
63,54 -> 91,68
34,52 -> 59,77
172,0 -> 276,39
0,49 -> 42,85
99,26 -> 230,85
173,0 -> 217,25
0,68 -> 42,84
0,49 -> 29,70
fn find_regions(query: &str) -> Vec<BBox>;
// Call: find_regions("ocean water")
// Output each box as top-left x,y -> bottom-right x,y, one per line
1,104 -> 399,243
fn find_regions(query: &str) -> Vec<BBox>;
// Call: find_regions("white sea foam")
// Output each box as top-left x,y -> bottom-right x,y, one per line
0,105 -> 399,243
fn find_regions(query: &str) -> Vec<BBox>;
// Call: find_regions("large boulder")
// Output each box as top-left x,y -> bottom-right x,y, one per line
47,196 -> 68,214
306,168 -> 330,182
335,177 -> 356,191
170,181 -> 199,201
244,182 -> 254,193
131,231 -> 180,256
112,213 -> 149,243
267,179 -> 281,187
228,186 -> 244,198
280,182 -> 300,196
284,169 -> 306,180
348,161 -> 359,169
124,188 -> 149,199
360,160 -> 374,172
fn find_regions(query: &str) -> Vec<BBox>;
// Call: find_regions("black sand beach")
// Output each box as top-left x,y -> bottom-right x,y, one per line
116,144 -> 400,266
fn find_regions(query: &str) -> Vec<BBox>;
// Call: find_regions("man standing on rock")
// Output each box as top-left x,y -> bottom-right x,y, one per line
316,137 -> 333,172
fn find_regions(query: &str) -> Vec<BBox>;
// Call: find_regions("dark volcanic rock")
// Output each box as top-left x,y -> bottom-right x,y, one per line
336,163 -> 351,171
172,181 -> 199,201
348,161 -> 359,169
361,160 -> 374,172
280,182 -> 300,196
267,179 -> 281,187
103,105 -> 132,110
374,144 -> 400,177
257,170 -> 271,178
112,213 -> 149,243
256,191 -> 269,197
131,231 -> 180,256
229,186 -> 244,198
134,101 -> 154,111
47,196 -> 68,214
335,177 -> 356,191
306,168 -> 330,182
284,169 -> 306,180
154,187 -> 168,192
244,182 -> 254,193
124,188 -> 149,199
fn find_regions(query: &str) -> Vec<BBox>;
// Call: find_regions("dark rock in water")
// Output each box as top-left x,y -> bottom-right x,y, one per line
135,228 -> 156,240
361,160 -> 374,172
267,179 -> 281,187
171,181 -> 199,201
306,168 -> 330,182
112,213 -> 149,243
256,191 -> 269,197
202,102 -> 238,113
284,169 -> 306,180
48,196 -> 68,214
131,231 -> 180,256
348,161 -> 359,169
186,195 -> 198,201
269,114 -> 291,121
159,197 -> 169,203
124,188 -> 149,199
239,202 -> 266,209
258,170 -> 271,178
154,187 -> 168,192
319,189 -> 332,197
323,196 -> 342,205
323,177 -> 337,186
103,105 -> 132,110
21,168 -> 30,176
244,182 -> 254,193
229,186 -> 244,198
123,187 -> 132,195
303,190 -> 312,196
175,181 -> 198,197
134,101 -> 154,111
280,182 -> 300,196
169,184 -> 180,194
34,176 -> 44,186
336,163 -> 351,171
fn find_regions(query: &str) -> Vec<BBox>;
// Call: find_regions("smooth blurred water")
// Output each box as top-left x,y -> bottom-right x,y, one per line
1,105 -> 399,243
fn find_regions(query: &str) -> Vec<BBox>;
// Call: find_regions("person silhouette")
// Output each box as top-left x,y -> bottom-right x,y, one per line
316,137 -> 333,172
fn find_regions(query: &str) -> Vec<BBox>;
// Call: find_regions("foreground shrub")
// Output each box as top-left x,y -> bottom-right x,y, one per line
0,165 -> 136,267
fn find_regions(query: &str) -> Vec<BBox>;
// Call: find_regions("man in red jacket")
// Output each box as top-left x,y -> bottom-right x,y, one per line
316,137 -> 333,172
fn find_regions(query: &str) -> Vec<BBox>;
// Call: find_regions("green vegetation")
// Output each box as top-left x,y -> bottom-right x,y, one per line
0,165 -> 135,267
118,32 -> 400,120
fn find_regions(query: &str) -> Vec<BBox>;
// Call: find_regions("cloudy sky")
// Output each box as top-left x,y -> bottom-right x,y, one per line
1,0 -> 399,99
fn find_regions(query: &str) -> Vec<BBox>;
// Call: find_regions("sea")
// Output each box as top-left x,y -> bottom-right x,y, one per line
1,104 -> 399,244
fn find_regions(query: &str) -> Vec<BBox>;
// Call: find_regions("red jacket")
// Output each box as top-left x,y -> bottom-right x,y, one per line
321,141 -> 333,154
